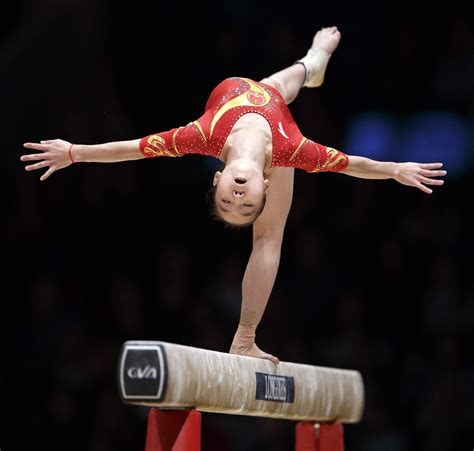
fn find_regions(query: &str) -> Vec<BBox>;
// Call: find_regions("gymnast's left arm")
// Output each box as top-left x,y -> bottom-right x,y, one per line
229,167 -> 295,365
340,155 -> 446,194
21,120 -> 208,181
21,138 -> 144,181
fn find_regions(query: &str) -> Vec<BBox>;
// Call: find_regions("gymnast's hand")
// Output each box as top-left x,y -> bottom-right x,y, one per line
394,162 -> 446,194
230,341 -> 280,365
229,325 -> 279,365
21,139 -> 72,181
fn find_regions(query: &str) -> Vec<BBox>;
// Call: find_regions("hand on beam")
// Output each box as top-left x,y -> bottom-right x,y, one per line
229,324 -> 280,365
229,340 -> 280,365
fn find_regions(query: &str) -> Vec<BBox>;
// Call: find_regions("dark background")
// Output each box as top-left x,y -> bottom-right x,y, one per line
2,1 -> 473,450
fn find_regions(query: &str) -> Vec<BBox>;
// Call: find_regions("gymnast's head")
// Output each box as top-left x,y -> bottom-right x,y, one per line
208,159 -> 269,227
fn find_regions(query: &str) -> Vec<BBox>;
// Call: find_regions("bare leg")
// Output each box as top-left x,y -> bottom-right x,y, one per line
261,65 -> 306,105
260,26 -> 342,104
230,27 -> 342,364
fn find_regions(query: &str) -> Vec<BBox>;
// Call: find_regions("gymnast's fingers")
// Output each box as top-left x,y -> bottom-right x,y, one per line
20,153 -> 50,162
415,181 -> 432,194
418,175 -> 444,186
25,161 -> 50,172
266,353 -> 280,365
40,167 -> 56,181
420,162 -> 443,170
23,142 -> 50,152
420,169 -> 447,178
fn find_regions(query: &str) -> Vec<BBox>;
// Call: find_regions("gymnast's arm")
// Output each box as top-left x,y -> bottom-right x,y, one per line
229,167 -> 295,365
301,141 -> 446,194
21,138 -> 143,181
21,121 -> 206,181
340,155 -> 446,194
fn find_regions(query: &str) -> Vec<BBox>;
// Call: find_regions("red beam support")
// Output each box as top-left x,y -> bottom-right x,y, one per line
143,408 -> 344,451
295,421 -> 344,451
144,408 -> 201,451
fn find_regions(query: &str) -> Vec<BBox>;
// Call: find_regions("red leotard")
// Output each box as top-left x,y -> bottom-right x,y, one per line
139,77 -> 349,173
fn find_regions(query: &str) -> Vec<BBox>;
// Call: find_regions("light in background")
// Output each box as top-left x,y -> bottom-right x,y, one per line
343,111 -> 472,178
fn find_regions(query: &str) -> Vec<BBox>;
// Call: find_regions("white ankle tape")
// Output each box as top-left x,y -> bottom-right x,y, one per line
296,47 -> 332,88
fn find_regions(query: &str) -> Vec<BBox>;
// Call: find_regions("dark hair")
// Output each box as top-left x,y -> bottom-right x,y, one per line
206,185 -> 267,229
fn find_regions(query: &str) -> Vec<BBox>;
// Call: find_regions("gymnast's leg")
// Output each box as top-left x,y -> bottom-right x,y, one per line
260,26 -> 342,104
229,27 -> 342,364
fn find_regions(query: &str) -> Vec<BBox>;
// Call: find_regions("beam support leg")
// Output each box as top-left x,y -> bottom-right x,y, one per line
144,408 -> 201,451
295,421 -> 344,451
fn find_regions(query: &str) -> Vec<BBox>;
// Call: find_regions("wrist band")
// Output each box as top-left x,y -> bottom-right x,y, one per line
68,143 -> 75,163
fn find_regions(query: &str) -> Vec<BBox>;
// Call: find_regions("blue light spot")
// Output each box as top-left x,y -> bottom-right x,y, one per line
343,112 -> 398,161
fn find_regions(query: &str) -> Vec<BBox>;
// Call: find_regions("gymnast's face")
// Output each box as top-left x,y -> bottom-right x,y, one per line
213,165 -> 269,225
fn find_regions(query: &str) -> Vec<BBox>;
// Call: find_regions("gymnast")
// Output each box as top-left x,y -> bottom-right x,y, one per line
21,26 -> 446,364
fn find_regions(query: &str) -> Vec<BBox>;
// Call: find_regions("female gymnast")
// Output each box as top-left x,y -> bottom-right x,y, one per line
21,26 -> 446,363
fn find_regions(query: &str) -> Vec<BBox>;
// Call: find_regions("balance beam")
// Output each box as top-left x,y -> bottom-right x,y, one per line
118,341 -> 364,423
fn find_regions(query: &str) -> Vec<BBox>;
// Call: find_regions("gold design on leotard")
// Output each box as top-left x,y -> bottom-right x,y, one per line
144,135 -> 178,157
209,78 -> 271,138
193,121 -> 207,143
289,137 -> 307,161
172,127 -> 184,155
312,147 -> 347,172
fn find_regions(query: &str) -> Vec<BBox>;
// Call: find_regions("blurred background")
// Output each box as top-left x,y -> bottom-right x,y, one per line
2,1 -> 473,450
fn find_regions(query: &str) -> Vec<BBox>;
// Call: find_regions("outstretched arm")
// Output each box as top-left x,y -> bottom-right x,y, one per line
229,167 -> 294,365
21,119 -> 210,181
341,155 -> 446,194
21,138 -> 143,181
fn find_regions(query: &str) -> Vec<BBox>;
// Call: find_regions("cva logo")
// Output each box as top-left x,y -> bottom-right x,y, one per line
127,365 -> 157,379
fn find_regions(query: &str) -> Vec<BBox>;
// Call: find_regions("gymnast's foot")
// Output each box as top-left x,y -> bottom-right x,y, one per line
297,26 -> 341,88
230,341 -> 280,365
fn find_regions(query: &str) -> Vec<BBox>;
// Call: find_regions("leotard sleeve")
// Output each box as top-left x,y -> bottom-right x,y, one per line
139,120 -> 209,158
293,138 -> 349,173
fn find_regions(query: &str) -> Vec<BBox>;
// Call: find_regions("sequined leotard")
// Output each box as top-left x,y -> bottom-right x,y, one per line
139,77 -> 349,173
